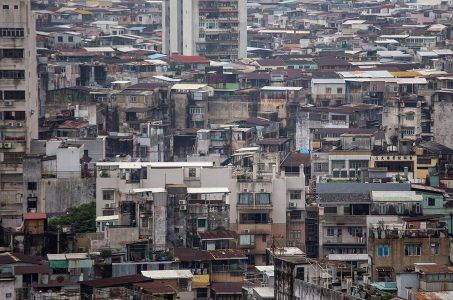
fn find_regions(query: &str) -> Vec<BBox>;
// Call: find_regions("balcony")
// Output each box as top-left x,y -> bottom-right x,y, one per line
237,203 -> 272,210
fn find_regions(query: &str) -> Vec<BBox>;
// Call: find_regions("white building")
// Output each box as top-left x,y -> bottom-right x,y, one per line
0,0 -> 39,227
162,0 -> 247,61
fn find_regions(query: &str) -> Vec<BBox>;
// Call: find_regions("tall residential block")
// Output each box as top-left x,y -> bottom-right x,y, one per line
162,0 -> 247,61
0,0 -> 39,226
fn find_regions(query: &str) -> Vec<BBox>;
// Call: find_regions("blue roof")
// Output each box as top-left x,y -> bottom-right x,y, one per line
148,53 -> 167,59
129,26 -> 145,31
371,282 -> 397,291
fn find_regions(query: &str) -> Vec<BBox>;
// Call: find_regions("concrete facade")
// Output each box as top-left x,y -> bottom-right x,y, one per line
162,0 -> 247,60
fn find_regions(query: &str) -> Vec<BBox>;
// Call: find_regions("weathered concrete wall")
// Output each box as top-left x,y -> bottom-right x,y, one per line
432,101 -> 453,149
106,226 -> 139,250
208,98 -> 257,124
293,280 -> 360,300
43,177 -> 96,213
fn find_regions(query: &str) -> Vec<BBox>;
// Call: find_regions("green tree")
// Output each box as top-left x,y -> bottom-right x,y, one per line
49,202 -> 96,233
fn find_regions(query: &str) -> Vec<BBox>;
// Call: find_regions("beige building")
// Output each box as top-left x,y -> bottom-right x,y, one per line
95,160 -> 306,265
0,0 -> 39,227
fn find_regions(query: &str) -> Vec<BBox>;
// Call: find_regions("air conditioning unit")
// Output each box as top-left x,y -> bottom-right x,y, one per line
8,122 -> 14,127
105,203 -> 112,209
244,229 -> 250,233
260,188 -> 265,192
4,101 -> 13,106
3,143 -> 12,149
16,122 -> 22,127
152,120 -> 163,126
180,205 -> 187,211
179,200 -> 187,205
289,202 -> 297,208
243,188 -> 248,192
312,154 -> 319,159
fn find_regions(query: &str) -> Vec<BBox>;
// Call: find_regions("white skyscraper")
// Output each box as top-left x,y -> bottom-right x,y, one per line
162,0 -> 247,61
0,0 -> 39,226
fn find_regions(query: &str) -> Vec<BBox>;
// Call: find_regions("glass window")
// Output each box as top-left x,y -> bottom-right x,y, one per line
377,245 -> 390,257
256,193 -> 270,205
197,218 -> 207,229
239,234 -> 255,246
326,87 -> 332,94
349,227 -> 363,237
290,210 -> 302,220
238,193 -> 253,205
290,230 -> 301,240
428,197 -> 436,206
379,204 -> 386,214
405,244 -> 421,256
188,168 -> 197,178
405,113 -> 415,120
289,190 -> 302,200
27,182 -> 37,190
337,88 -> 343,94
102,190 -> 115,201
430,243 -> 439,256
415,203 -> 421,214
327,227 -> 335,236
396,203 -> 404,214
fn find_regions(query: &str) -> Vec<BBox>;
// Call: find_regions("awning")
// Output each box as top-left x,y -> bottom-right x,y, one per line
50,260 -> 68,269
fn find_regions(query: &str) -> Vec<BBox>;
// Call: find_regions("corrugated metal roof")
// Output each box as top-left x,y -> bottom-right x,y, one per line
141,270 -> 193,279
371,191 -> 423,202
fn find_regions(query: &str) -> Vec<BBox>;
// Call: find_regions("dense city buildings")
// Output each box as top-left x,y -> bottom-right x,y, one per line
0,0 -> 452,299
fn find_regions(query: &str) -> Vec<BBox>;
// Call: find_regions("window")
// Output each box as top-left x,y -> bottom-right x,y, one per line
289,190 -> 302,200
239,213 -> 268,224
27,182 -> 37,190
239,234 -> 255,246
430,243 -> 439,255
189,107 -> 204,114
102,190 -> 115,201
238,193 -> 253,205
337,228 -> 342,237
0,70 -> 25,79
290,210 -> 302,220
290,230 -> 301,240
129,96 -> 137,103
314,162 -> 328,172
415,203 -> 421,214
57,36 -> 63,42
3,90 -> 25,100
331,160 -> 346,169
3,5 -> 9,9
197,218 -> 207,229
428,197 -> 435,207
0,28 -> 24,37
337,88 -> 343,94
396,203 -> 404,214
327,227 -> 335,236
324,206 -> 337,214
295,267 -> 305,280
379,203 -> 386,214
325,87 -> 332,94
14,5 -> 18,9
377,245 -> 390,257
188,168 -> 197,178
256,193 -> 270,205
405,244 -> 421,256
402,127 -> 415,136
349,227 -> 363,237
1,49 -> 24,58
405,113 -> 415,120
68,36 -> 74,42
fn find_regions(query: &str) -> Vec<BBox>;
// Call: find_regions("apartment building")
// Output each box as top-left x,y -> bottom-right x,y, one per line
95,159 -> 305,266
368,216 -> 449,282
0,0 -> 39,227
162,0 -> 247,61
